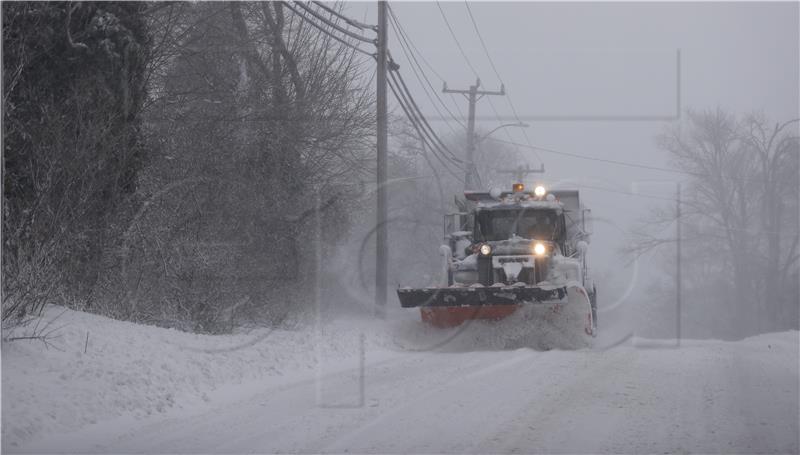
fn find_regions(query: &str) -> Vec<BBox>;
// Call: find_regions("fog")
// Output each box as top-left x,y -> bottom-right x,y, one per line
342,1 -> 800,339
3,2 -> 799,452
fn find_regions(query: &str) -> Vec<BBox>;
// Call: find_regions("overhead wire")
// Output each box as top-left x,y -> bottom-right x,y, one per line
387,5 -> 466,132
463,1 -> 543,165
564,182 -> 681,203
388,68 -> 465,175
485,137 -> 696,176
435,1 -> 480,79
435,1 -> 509,187
389,60 -> 464,164
311,1 -> 375,30
282,2 -> 375,58
432,4 -> 773,186
292,1 -> 374,43
284,3 -> 777,231
568,183 -> 794,236
388,73 -> 465,182
387,4 -> 466,122
383,5 -> 469,175
436,1 -> 543,168
286,1 -> 465,182
483,136 -> 770,183
483,95 -> 528,159
463,2 -> 501,86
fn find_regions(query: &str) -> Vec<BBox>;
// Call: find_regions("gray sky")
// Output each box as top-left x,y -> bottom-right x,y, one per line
346,1 -> 799,299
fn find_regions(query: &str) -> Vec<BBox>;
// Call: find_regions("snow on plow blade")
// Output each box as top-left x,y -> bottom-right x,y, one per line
398,284 -> 594,335
397,286 -> 567,308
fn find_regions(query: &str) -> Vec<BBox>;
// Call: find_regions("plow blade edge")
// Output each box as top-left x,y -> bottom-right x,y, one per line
397,286 -> 567,308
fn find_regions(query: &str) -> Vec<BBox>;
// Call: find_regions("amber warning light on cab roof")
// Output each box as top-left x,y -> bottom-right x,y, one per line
512,183 -> 524,193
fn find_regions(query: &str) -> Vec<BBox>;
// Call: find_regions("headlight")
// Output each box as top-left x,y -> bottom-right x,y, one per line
533,242 -> 546,256
534,185 -> 546,197
479,244 -> 492,256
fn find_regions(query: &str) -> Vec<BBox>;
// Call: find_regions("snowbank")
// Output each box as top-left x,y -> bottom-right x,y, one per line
1,306 -> 393,449
5,304 -> 797,452
1,300 -> 595,449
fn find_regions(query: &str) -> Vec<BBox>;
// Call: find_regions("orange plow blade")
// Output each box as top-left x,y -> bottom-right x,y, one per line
420,305 -> 521,328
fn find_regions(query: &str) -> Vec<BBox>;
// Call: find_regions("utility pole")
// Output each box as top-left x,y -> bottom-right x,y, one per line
443,78 -> 505,190
375,1 -> 388,317
676,183 -> 682,346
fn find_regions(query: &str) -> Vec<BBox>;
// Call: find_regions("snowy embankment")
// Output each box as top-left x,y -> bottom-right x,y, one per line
1,305 -> 396,450
3,305 -> 799,453
3,302 -> 588,449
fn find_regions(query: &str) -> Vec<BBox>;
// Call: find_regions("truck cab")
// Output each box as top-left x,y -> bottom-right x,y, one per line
398,183 -> 596,334
446,185 -> 592,288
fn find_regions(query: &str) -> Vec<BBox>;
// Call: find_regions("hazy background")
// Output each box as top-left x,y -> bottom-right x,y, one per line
346,1 -> 800,330
3,1 -> 797,339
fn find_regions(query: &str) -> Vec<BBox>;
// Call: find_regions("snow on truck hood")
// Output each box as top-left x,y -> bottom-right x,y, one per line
476,199 -> 564,212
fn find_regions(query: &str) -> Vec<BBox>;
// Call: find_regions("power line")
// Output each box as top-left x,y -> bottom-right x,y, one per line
292,1 -> 374,44
387,6 -> 466,132
389,59 -> 464,164
436,1 -> 543,169
286,1 -> 464,184
572,183 -> 794,235
485,136 -> 769,183
463,2 -> 501,84
435,3 -> 516,189
390,42 -> 460,136
282,2 -> 375,58
463,1 -> 543,165
484,95 -> 526,156
311,1 -> 375,30
388,68 -> 465,176
562,182 -> 679,202
386,68 -> 465,173
386,4 -> 466,122
435,1 -> 480,79
486,136 -> 693,176
388,73 -> 465,182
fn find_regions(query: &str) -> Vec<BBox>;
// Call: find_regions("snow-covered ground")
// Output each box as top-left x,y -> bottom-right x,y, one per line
3,305 -> 798,453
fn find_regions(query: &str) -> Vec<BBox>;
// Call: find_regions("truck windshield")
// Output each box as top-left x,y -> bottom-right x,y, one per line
476,208 -> 562,241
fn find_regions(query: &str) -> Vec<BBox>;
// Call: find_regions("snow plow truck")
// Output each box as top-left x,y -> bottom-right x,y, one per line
397,183 -> 597,335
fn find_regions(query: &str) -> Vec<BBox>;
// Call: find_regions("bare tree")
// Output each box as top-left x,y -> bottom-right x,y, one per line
629,108 -> 799,336
101,2 -> 376,331
3,2 -> 149,326
741,114 -> 799,331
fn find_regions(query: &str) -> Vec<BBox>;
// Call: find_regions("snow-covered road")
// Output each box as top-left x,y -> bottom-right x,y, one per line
8,307 -> 798,454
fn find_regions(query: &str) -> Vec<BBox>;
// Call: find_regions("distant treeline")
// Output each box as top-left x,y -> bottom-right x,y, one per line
630,109 -> 799,338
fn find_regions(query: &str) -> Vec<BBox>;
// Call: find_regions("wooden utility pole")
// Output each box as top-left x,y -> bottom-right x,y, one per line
676,183 -> 682,345
375,1 -> 388,316
443,79 -> 505,190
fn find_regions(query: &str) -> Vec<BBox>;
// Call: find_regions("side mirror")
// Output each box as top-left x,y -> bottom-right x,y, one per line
448,230 -> 472,260
454,195 -> 467,212
582,208 -> 593,235
443,212 -> 470,238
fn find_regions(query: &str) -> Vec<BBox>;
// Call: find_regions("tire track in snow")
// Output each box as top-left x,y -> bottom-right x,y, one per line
318,348 -> 545,453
